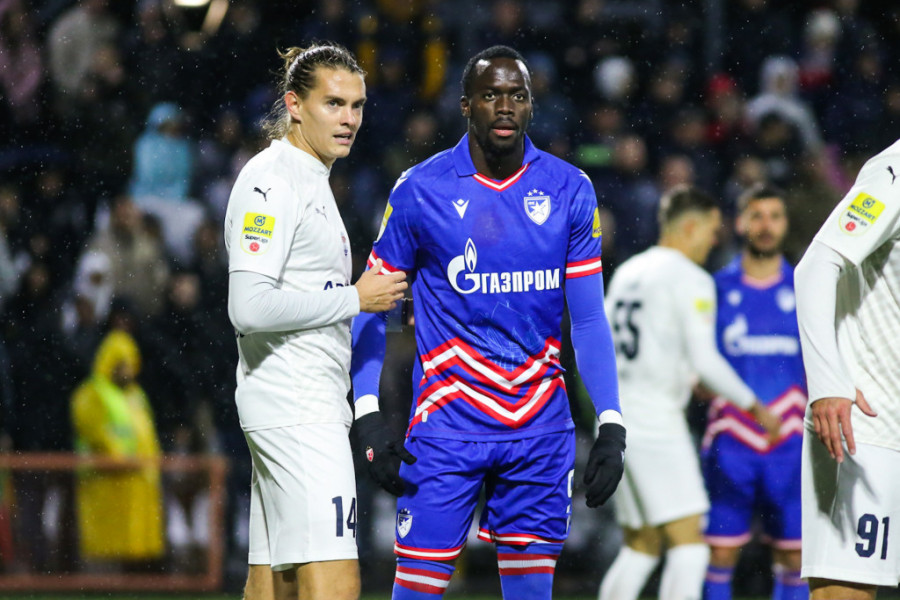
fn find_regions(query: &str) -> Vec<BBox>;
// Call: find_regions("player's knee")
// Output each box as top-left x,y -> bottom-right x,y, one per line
809,577 -> 877,600
661,514 -> 705,547
708,544 -> 740,568
773,548 -> 802,571
623,526 -> 663,556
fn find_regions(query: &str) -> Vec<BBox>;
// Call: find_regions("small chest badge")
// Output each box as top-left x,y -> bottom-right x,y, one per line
524,189 -> 551,225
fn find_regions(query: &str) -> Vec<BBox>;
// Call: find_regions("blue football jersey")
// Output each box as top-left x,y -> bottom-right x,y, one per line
369,134 -> 603,441
703,256 -> 807,451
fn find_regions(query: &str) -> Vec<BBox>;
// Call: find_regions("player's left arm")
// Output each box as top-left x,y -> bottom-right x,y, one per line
565,172 -> 625,508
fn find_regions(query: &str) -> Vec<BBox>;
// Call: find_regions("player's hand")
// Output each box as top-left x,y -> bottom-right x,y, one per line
811,389 -> 877,463
353,411 -> 417,495
749,401 -> 782,445
583,423 -> 626,508
355,259 -> 407,313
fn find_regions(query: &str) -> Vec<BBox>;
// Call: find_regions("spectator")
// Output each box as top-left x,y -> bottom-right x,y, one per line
0,0 -> 44,133
84,196 -> 170,318
593,134 -> 660,265
704,74 -> 752,173
723,0 -> 792,94
825,46 -> 885,154
745,56 -> 825,155
71,329 -> 164,563
129,102 -> 195,202
46,0 -> 120,112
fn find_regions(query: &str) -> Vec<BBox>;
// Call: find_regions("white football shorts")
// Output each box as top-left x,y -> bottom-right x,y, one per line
245,422 -> 358,570
802,431 -> 900,585
613,433 -> 709,529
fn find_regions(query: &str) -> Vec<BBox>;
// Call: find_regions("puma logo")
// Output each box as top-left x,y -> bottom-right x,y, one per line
888,166 -> 897,185
253,187 -> 271,201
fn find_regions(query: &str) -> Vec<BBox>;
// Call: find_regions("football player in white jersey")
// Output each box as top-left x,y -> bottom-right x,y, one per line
599,185 -> 780,600
224,43 -> 407,600
796,139 -> 900,599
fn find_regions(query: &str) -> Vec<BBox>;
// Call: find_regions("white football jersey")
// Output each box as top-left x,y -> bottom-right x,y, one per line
225,139 -> 354,431
804,139 -> 900,449
605,246 -> 755,439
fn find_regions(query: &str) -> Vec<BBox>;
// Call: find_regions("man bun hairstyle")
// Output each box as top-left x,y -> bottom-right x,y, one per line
658,184 -> 718,227
461,45 -> 530,97
262,42 -> 365,140
737,181 -> 785,213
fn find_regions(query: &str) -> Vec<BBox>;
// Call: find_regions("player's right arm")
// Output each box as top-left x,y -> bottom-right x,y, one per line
226,175 -> 405,334
351,174 -> 420,495
796,146 -> 900,461
680,272 -> 781,440
796,242 -> 877,462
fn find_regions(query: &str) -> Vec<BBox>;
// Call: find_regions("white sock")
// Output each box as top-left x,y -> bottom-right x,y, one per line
598,546 -> 659,600
659,543 -> 710,600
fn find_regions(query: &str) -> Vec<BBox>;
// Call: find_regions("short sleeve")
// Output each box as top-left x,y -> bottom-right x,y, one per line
814,151 -> 900,266
368,172 -> 419,274
565,172 -> 603,279
227,174 -> 297,279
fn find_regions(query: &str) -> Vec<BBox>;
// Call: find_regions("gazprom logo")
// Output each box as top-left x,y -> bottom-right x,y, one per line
722,315 -> 799,356
447,238 -> 560,295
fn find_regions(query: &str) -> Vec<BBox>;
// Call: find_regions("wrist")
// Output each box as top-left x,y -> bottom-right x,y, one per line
355,394 -> 379,419
598,409 -> 623,427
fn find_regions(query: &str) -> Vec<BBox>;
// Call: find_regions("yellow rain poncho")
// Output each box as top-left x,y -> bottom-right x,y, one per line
71,330 -> 164,561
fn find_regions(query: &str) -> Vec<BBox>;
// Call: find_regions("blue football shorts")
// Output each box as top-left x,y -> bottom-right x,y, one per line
392,431 -> 575,561
703,435 -> 802,549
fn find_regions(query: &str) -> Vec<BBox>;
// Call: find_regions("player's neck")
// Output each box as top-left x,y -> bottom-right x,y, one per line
469,141 -> 524,181
741,250 -> 782,280
659,235 -> 703,265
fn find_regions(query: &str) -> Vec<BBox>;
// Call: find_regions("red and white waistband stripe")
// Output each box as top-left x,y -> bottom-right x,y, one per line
394,542 -> 464,561
394,565 -> 452,594
497,553 -> 558,575
366,250 -> 404,274
413,373 -> 562,428
420,337 -> 561,391
565,257 -> 603,278
472,164 -> 529,191
702,414 -> 804,452
477,528 -> 564,546
702,387 -> 807,450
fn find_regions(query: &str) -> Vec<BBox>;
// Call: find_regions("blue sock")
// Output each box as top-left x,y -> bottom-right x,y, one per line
703,565 -> 733,600
772,566 -> 807,600
392,557 -> 455,599
497,543 -> 562,600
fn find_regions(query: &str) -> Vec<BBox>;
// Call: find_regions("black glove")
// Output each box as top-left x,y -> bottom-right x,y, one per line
353,411 -> 417,496
583,423 -> 626,508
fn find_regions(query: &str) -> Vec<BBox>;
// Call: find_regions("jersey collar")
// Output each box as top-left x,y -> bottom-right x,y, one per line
451,133 -> 540,179
273,138 -> 331,176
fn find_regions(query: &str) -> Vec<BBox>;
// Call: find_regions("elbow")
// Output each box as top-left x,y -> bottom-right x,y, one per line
228,298 -> 264,335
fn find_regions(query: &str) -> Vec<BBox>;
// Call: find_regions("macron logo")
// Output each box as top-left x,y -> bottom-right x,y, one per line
453,198 -> 469,218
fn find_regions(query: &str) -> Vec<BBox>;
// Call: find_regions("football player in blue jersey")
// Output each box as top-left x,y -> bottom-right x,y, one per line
702,184 -> 808,600
349,46 -> 625,600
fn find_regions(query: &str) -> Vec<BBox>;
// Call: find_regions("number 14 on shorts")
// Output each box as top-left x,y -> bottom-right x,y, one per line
856,514 -> 889,559
332,496 -> 358,538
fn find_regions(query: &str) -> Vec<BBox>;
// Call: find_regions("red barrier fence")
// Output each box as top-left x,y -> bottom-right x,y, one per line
0,452 -> 228,592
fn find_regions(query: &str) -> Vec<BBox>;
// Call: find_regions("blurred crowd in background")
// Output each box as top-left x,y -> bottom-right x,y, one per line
0,0 -> 897,594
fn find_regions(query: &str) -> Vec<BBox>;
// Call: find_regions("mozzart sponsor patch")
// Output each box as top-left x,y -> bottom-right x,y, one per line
839,193 -> 885,236
376,201 -> 393,242
592,207 -> 602,238
241,213 -> 274,255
